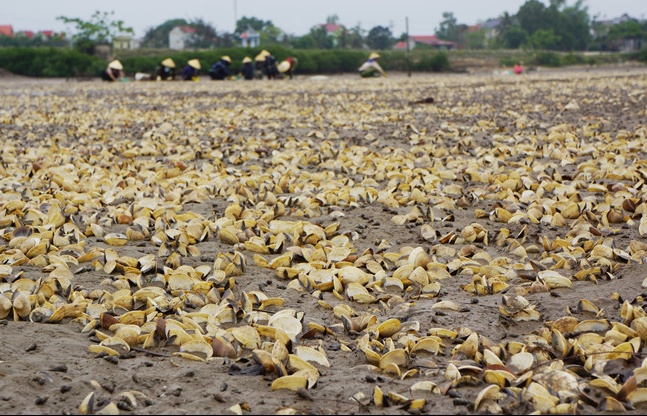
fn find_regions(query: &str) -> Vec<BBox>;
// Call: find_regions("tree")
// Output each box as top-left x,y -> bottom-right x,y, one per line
184,18 -> 219,48
495,12 -> 516,45
528,28 -> 562,50
464,29 -> 487,49
553,0 -> 590,50
57,10 -> 133,53
515,0 -> 550,37
292,25 -> 334,49
608,20 -> 646,41
436,12 -> 467,43
326,15 -> 340,25
503,26 -> 528,49
235,16 -> 274,36
512,0 -> 590,51
366,25 -> 393,50
338,25 -> 365,49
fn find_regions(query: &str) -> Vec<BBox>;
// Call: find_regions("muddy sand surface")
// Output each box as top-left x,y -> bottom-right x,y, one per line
1,65 -> 647,415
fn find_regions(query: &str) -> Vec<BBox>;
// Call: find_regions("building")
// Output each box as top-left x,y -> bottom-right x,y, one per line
393,36 -> 456,50
591,14 -> 644,51
319,22 -> 345,48
169,25 -> 196,50
0,25 -> 14,37
113,35 -> 133,50
1,27 -> 63,40
479,18 -> 501,42
16,30 -> 35,39
240,28 -> 260,48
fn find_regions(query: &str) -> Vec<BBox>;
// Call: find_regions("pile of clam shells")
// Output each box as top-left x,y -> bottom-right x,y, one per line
1,68 -> 647,414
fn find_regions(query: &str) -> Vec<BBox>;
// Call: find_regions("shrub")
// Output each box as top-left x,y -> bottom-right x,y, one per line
413,52 -> 450,72
0,47 -> 105,77
635,47 -> 647,63
532,51 -> 562,67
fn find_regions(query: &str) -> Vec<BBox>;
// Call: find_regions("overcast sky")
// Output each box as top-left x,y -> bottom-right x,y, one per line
4,0 -> 645,38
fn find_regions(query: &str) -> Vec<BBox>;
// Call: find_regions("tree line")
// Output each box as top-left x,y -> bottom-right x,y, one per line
2,1 -> 644,52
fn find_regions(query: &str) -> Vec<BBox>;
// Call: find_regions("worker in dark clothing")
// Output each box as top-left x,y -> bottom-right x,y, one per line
181,59 -> 201,81
241,57 -> 254,80
155,58 -> 176,81
208,56 -> 232,80
264,51 -> 279,80
254,51 -> 267,80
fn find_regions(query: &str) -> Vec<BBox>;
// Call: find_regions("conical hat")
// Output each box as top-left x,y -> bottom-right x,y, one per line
255,54 -> 266,62
188,59 -> 201,69
162,58 -> 175,68
369,52 -> 380,60
278,61 -> 291,73
221,56 -> 231,63
108,60 -> 123,70
242,56 -> 252,64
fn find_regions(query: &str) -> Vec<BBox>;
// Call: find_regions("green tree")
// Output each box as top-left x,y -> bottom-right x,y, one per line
235,16 -> 274,35
436,12 -> 467,43
608,20 -> 646,41
259,25 -> 285,45
513,0 -> 591,51
326,15 -> 340,24
366,25 -> 394,50
464,28 -> 487,49
553,0 -> 591,50
528,28 -> 562,50
185,18 -> 219,48
503,26 -> 528,48
338,25 -> 365,49
516,0 -> 550,36
293,26 -> 334,49
496,12 -> 516,40
57,10 -> 133,53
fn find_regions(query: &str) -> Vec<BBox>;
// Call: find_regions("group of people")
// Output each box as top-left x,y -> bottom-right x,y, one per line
101,58 -> 202,82
204,51 -> 298,81
102,51 -> 386,82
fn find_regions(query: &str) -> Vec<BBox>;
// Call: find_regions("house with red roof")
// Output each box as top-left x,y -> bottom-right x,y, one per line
320,23 -> 344,34
393,35 -> 456,50
319,22 -> 345,47
17,30 -> 35,39
169,25 -> 197,50
0,25 -> 14,37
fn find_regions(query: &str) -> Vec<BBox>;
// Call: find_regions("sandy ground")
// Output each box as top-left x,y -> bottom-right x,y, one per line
1,64 -> 647,415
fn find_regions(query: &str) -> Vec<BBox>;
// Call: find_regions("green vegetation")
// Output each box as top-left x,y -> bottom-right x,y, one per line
56,11 -> 133,54
0,47 -> 105,77
1,45 -> 639,78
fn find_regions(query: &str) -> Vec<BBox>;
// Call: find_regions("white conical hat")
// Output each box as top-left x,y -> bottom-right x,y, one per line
162,58 -> 175,68
108,60 -> 123,70
188,59 -> 201,69
278,61 -> 291,73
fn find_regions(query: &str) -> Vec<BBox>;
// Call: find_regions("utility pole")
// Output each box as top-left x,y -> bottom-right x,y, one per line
406,17 -> 411,78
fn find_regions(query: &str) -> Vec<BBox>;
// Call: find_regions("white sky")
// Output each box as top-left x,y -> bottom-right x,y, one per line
3,0 -> 645,38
